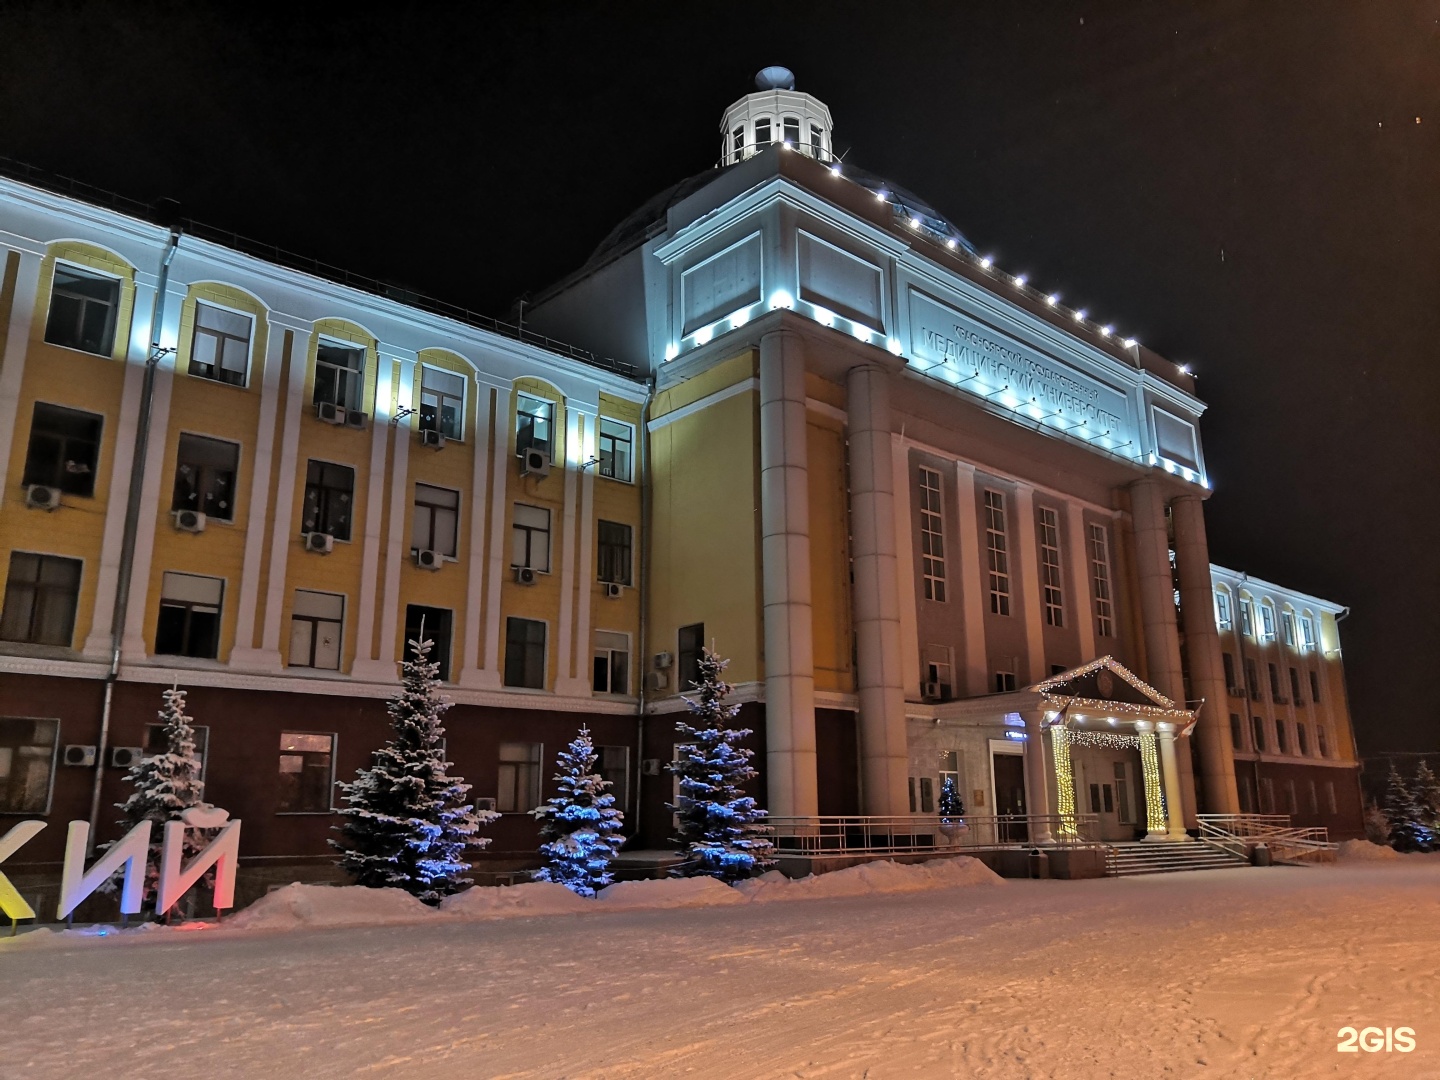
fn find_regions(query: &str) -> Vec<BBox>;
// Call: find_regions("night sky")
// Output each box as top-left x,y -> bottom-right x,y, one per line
1,2 -> 1435,755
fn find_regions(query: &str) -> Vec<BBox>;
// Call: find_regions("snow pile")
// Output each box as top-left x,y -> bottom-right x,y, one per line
224,883 -> 433,931
594,875 -> 747,910
439,881 -> 590,918
1337,838 -> 1402,862
738,857 -> 1003,902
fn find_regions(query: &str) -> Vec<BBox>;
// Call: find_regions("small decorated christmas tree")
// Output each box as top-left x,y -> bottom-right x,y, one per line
1382,765 -> 1432,853
939,775 -> 965,821
531,726 -> 625,897
668,647 -> 774,883
331,635 -> 496,903
111,685 -> 207,908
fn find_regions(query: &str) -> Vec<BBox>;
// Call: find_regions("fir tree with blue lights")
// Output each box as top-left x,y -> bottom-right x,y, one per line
1382,765 -> 1433,853
531,726 -> 626,897
331,635 -> 496,903
939,774 -> 965,822
668,646 -> 774,883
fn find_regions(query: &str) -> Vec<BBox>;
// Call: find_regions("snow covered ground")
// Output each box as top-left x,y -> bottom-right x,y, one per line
4,860 -> 1440,1078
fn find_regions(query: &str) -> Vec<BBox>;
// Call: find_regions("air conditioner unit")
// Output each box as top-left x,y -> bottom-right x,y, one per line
173,509 -> 207,533
513,565 -> 538,585
63,744 -> 97,767
922,681 -> 944,701
415,549 -> 442,570
305,531 -> 335,554
110,746 -> 146,770
643,671 -> 668,692
420,428 -> 445,449
475,797 -> 497,813
640,758 -> 662,776
603,582 -> 624,599
344,410 -> 368,430
24,484 -> 61,510
316,402 -> 346,425
653,651 -> 673,670
520,447 -> 551,478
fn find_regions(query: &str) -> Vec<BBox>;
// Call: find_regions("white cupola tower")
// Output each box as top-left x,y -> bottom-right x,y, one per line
719,66 -> 834,166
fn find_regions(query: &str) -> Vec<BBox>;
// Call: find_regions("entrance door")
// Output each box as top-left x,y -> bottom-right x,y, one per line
1077,750 -> 1140,841
992,751 -> 1029,843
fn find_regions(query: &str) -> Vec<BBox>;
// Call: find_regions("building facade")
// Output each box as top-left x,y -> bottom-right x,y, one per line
0,71 -> 1366,913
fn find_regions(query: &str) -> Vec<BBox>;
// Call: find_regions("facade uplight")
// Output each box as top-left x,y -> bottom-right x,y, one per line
1045,293 -> 1059,306
909,216 -> 921,229
1073,309 -> 1087,322
1100,325 -> 1113,337
664,343 -> 679,362
830,163 -> 842,177
946,238 -> 957,249
769,290 -> 794,310
1123,338 -> 1138,349
1177,363 -> 1192,375
694,325 -> 713,345
887,337 -> 903,355
979,256 -> 994,269
1014,274 -> 1028,288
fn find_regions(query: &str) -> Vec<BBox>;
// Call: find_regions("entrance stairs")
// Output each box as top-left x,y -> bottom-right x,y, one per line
1104,840 -> 1249,877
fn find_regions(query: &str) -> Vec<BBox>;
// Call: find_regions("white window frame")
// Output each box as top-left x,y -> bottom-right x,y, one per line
45,260 -> 122,358
289,589 -> 345,671
189,300 -> 254,387
497,741 -> 543,813
918,467 -> 947,602
413,483 -> 461,559
593,630 -> 631,696
277,731 -> 336,815
1037,506 -> 1064,627
983,489 -> 1010,616
924,644 -> 954,700
1259,602 -> 1277,642
1214,589 -> 1232,631
597,417 -> 634,483
511,503 -> 551,572
313,339 -> 366,411
418,365 -> 467,441
1282,609 -> 1297,648
1088,524 -> 1114,638
0,716 -> 61,816
515,393 -> 554,456
1300,614 -> 1316,652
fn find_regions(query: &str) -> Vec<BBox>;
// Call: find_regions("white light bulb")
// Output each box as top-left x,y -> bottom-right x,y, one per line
694,326 -> 713,345
979,256 -> 993,269
830,163 -> 842,177
887,337 -> 903,355
1014,274 -> 1028,288
1100,325 -> 1113,337
946,238 -> 957,249
663,343 -> 679,362
909,216 -> 921,229
1045,294 -> 1059,306
1123,338 -> 1138,349
1074,309 -> 1087,322
875,190 -> 887,201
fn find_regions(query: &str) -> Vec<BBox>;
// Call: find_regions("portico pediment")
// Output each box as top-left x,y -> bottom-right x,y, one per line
1029,656 -> 1189,719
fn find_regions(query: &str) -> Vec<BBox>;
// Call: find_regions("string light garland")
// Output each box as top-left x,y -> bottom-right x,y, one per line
1065,730 -> 1141,751
1139,732 -> 1168,835
1050,728 -> 1079,840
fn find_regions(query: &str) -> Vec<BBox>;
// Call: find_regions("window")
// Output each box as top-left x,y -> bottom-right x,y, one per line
598,418 -> 633,482
419,367 -> 465,440
731,125 -> 744,159
782,116 -> 801,145
754,117 -> 772,146
0,717 -> 59,814
1239,599 -> 1254,637
1251,715 -> 1266,752
1317,726 -> 1329,758
45,264 -> 119,355
1229,713 -> 1243,751
924,645 -> 953,700
1268,663 -> 1282,700
1300,615 -> 1316,652
289,590 -> 344,670
144,722 -> 209,780
190,302 -> 251,386
1037,507 -> 1064,627
1244,658 -> 1260,699
1,552 -> 81,646
1260,777 -> 1275,814
983,490 -> 1010,616
278,732 -> 334,813
598,745 -> 630,817
1114,760 -> 1134,824
313,342 -> 365,410
497,742 -> 542,812
503,617 -> 546,689
1222,652 -> 1238,691
405,605 -> 453,682
918,776 -> 935,814
809,122 -> 823,156
1275,719 -> 1288,755
678,622 -> 705,693
516,394 -> 553,456
1088,524 -> 1114,637
918,467 -> 947,602
302,460 -> 355,541
1282,610 -> 1296,648
1284,780 -> 1297,815
1297,723 -> 1310,756
1215,590 -> 1232,630
511,503 -> 551,572
155,571 -> 223,659
1289,667 -> 1302,704
993,670 -> 1017,693
597,520 -> 632,585
172,433 -> 239,522
1259,603 -> 1276,642
593,630 -> 629,695
939,749 -> 960,794
412,483 -> 460,558
1325,781 -> 1337,815
23,402 -> 102,496
1309,670 -> 1322,704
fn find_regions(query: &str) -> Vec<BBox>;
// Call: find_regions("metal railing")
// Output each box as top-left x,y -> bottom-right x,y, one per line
766,814 -> 1101,857
1197,814 -> 1338,864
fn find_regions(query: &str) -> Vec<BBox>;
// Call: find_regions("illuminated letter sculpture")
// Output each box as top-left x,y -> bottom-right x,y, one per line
154,809 -> 242,916
0,820 -> 46,921
57,820 -> 152,920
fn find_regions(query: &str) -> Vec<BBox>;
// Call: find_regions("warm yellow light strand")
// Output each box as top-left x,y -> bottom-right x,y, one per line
1138,732 -> 1167,834
1050,727 -> 1078,840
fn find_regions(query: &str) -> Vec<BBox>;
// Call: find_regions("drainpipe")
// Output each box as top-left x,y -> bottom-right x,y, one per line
634,372 -> 656,838
87,224 -> 181,853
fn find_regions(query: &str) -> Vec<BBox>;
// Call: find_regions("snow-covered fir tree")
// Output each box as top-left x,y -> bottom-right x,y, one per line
668,647 -> 774,883
1382,765 -> 1433,853
531,726 -> 625,897
110,685 -> 207,908
1411,761 -> 1440,831
331,635 -> 496,903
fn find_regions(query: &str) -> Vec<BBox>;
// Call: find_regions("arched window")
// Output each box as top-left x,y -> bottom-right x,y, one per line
782,116 -> 801,146
754,117 -> 772,147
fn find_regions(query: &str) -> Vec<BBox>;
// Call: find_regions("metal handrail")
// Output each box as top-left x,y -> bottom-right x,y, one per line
1197,814 -> 1336,863
765,814 -> 1102,856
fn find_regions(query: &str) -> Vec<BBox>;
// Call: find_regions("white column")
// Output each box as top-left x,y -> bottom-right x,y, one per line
570,415 -> 597,692
0,248 -> 42,505
953,461 -> 989,697
231,324 -> 296,668
459,380 -> 497,687
349,355 -> 397,678
847,362 -> 909,817
890,433 -> 920,700
1022,710 -> 1054,844
759,329 -> 817,819
259,327 -> 313,657
1129,478 -> 1185,703
1011,482 -> 1047,685
1157,724 -> 1188,839
554,406 -> 589,696
371,358 -> 415,676
1065,501 -> 1097,662
478,387 -> 513,685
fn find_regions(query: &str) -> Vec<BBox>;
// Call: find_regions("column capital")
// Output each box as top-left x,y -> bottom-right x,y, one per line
1133,719 -> 1156,734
